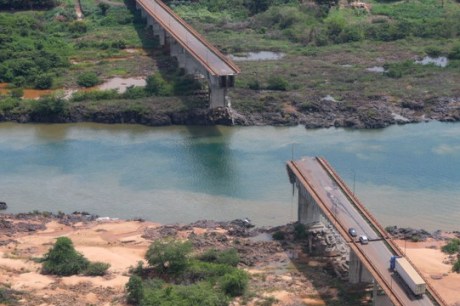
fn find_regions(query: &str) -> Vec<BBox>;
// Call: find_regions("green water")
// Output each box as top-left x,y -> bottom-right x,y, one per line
1,121 -> 459,230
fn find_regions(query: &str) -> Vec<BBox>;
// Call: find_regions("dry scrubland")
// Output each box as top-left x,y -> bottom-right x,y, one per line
0,0 -> 459,127
0,213 -> 459,305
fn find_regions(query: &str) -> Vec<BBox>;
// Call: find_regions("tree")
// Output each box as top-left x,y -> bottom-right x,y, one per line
41,237 -> 89,276
98,2 -> 110,16
126,275 -> 144,304
218,269 -> 248,297
145,239 -> 192,274
77,72 -> 100,87
35,74 -> 53,89
267,75 -> 288,91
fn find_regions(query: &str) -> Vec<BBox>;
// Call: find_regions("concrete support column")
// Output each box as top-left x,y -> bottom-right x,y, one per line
297,186 -> 322,225
348,250 -> 373,284
209,75 -> 227,108
374,292 -> 393,306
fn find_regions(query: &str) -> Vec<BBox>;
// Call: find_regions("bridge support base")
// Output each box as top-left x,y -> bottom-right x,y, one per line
136,4 -> 233,109
349,250 -> 373,284
298,185 -> 324,225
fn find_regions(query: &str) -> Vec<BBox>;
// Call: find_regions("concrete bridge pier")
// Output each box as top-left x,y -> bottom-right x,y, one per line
373,282 -> 394,306
135,2 -> 240,109
349,249 -> 373,283
297,186 -> 325,225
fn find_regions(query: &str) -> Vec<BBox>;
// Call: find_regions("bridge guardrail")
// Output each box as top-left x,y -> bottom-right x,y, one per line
315,157 -> 447,306
137,0 -> 239,76
288,161 -> 404,306
152,0 -> 240,73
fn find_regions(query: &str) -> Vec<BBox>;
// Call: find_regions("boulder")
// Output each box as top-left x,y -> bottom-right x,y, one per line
0,201 -> 7,210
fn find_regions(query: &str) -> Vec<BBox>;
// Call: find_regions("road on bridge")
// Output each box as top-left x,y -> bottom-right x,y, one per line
293,157 -> 435,306
136,0 -> 239,76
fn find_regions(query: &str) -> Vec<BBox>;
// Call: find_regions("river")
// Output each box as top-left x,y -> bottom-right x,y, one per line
1,121 -> 459,231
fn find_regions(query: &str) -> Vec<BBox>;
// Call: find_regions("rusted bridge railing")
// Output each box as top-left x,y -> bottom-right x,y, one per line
315,157 -> 447,306
136,0 -> 240,76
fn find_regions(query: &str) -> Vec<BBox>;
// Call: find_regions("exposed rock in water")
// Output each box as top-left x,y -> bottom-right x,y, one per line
0,201 -> 6,210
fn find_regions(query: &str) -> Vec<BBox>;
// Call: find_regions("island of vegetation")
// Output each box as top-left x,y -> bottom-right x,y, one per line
0,0 -> 459,128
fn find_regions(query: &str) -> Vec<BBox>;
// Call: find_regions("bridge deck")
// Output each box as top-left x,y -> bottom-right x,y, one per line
136,0 -> 240,76
288,157 -> 443,306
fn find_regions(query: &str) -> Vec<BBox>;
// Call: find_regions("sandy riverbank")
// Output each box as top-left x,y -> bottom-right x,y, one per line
394,238 -> 460,305
1,214 -> 459,305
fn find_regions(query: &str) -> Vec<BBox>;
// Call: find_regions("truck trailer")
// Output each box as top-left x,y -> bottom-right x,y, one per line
390,256 -> 426,296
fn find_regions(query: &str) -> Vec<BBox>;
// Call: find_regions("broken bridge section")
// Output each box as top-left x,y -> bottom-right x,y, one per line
136,0 -> 240,108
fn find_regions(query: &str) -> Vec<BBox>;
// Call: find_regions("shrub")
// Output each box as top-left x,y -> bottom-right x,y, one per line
218,269 -> 248,297
453,260 -> 460,273
449,44 -> 460,60
215,249 -> 239,267
294,222 -> 307,240
272,231 -> 285,240
77,72 -> 100,87
10,88 -> 23,98
71,89 -> 119,102
98,2 -> 110,16
146,239 -> 193,274
425,46 -> 443,57
129,261 -> 144,276
122,86 -> 148,99
145,74 -> 172,96
34,74 -> 53,89
142,281 -> 227,306
266,75 -> 288,91
41,237 -> 89,276
173,75 -> 202,95
247,79 -> 260,90
68,21 -> 87,34
441,238 -> 460,254
84,262 -> 110,276
383,61 -> 415,79
198,248 -> 240,267
0,287 -> 18,305
184,261 -> 234,282
0,97 -> 20,113
126,275 -> 144,304
30,95 -> 67,119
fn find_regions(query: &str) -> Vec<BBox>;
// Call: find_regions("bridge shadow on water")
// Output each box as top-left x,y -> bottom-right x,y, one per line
124,0 -> 209,110
180,125 -> 240,197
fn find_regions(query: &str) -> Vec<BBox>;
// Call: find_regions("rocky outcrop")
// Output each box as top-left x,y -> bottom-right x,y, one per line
385,226 -> 434,241
0,202 -> 6,210
1,94 -> 460,129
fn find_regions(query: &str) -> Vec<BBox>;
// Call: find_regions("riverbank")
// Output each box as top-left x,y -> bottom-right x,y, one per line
1,93 -> 460,129
1,212 -> 459,305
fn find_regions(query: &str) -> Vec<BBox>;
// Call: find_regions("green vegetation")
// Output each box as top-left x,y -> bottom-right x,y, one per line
0,0 -> 459,121
77,72 -> 100,87
272,230 -> 285,240
441,238 -> 460,254
453,259 -> 460,273
41,237 -> 110,276
0,286 -> 20,305
126,239 -> 248,305
146,239 -> 193,275
0,0 -> 57,10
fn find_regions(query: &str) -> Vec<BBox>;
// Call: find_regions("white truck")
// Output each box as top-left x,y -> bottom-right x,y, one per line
390,256 -> 426,296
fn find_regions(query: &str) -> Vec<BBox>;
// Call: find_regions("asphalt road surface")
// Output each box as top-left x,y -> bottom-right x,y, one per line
137,0 -> 237,76
294,157 -> 434,306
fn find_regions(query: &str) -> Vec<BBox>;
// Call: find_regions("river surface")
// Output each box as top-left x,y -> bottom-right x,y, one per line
1,122 -> 459,231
